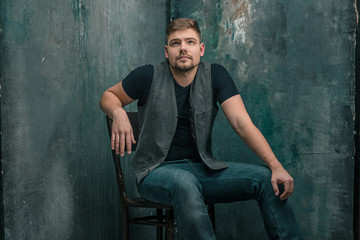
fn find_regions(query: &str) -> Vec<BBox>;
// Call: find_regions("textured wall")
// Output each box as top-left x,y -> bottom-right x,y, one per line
1,0 -> 166,239
1,0 -> 356,239
170,0 -> 356,239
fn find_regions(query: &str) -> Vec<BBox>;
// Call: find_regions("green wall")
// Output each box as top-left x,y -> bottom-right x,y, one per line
1,0 -> 356,239
169,0 -> 356,238
1,0 -> 167,239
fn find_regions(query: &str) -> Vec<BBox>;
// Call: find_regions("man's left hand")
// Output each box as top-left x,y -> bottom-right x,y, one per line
270,166 -> 294,200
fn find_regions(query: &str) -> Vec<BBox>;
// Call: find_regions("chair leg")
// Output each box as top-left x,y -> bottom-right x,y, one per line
156,209 -> 164,240
208,204 -> 216,234
122,207 -> 130,240
165,209 -> 175,240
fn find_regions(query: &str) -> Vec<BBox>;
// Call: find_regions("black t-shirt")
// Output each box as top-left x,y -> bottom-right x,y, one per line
122,63 -> 239,161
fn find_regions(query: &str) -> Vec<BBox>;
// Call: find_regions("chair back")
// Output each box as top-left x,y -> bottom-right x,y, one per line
106,112 -> 139,204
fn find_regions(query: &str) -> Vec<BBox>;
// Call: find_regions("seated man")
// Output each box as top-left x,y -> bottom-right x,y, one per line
100,18 -> 302,240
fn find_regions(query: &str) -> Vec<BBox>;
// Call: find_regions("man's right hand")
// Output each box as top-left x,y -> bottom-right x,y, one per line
111,108 -> 136,156
100,80 -> 136,156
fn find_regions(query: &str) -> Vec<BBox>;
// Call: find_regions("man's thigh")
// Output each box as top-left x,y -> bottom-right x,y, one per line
137,161 -> 203,205
191,162 -> 273,203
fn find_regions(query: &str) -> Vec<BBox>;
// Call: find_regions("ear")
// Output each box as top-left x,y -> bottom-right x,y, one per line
200,43 -> 205,57
164,45 -> 169,58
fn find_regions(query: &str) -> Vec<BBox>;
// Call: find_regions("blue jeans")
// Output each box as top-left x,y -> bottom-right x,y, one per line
137,160 -> 303,240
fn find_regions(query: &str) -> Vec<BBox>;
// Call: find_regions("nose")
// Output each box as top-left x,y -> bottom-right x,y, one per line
180,42 -> 187,51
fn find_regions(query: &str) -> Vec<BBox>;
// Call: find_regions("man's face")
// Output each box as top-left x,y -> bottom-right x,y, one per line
165,28 -> 205,72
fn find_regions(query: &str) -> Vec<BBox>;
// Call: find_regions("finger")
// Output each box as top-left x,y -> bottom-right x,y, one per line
280,181 -> 292,200
119,132 -> 126,156
115,132 -> 120,155
111,132 -> 115,150
280,190 -> 289,200
290,178 -> 294,195
126,132 -> 132,154
271,179 -> 279,196
131,132 -> 136,144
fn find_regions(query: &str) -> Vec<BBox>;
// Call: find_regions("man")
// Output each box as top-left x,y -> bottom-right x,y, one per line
100,18 -> 302,239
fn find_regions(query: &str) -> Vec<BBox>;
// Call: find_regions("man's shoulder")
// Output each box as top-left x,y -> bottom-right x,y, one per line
135,64 -> 154,71
151,60 -> 170,72
127,64 -> 154,78
123,64 -> 154,83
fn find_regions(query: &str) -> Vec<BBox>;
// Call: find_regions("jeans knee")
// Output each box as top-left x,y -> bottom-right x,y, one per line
259,166 -> 272,183
253,166 -> 274,195
171,172 -> 202,199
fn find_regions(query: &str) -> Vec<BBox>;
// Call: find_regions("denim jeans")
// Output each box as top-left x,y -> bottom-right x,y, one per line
137,160 -> 303,240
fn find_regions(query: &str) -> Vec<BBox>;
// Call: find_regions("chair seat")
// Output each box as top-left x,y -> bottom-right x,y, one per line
127,198 -> 173,210
127,198 -> 175,228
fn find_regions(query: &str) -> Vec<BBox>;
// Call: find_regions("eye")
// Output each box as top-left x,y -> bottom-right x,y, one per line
188,40 -> 195,44
171,41 -> 180,46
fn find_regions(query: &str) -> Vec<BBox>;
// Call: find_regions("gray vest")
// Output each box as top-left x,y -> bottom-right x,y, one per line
133,60 -> 228,182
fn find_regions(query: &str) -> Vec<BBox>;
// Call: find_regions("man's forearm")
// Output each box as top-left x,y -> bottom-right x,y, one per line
238,123 -> 283,170
237,122 -> 295,200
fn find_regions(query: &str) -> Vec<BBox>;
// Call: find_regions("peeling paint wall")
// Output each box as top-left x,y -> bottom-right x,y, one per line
1,0 -> 356,239
170,0 -> 356,239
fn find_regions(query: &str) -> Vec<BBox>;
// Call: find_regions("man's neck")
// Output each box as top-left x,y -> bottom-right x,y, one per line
169,65 -> 198,87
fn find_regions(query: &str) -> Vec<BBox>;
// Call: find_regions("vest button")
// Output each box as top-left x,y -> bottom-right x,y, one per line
164,144 -> 168,149
169,129 -> 173,134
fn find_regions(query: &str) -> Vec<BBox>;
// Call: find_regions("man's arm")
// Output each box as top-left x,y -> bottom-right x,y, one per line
100,81 -> 136,156
221,94 -> 294,200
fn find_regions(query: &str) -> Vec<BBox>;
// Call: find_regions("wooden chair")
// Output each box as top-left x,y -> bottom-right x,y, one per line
106,112 -> 216,240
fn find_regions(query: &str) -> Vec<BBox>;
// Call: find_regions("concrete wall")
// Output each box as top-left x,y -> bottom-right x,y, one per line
1,0 -> 167,239
1,0 -> 356,239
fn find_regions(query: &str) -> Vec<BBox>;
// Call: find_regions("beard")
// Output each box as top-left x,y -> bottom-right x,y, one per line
171,55 -> 198,72
173,62 -> 196,72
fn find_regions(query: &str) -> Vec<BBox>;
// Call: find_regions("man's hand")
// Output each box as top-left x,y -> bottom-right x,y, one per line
270,166 -> 294,200
111,108 -> 136,156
